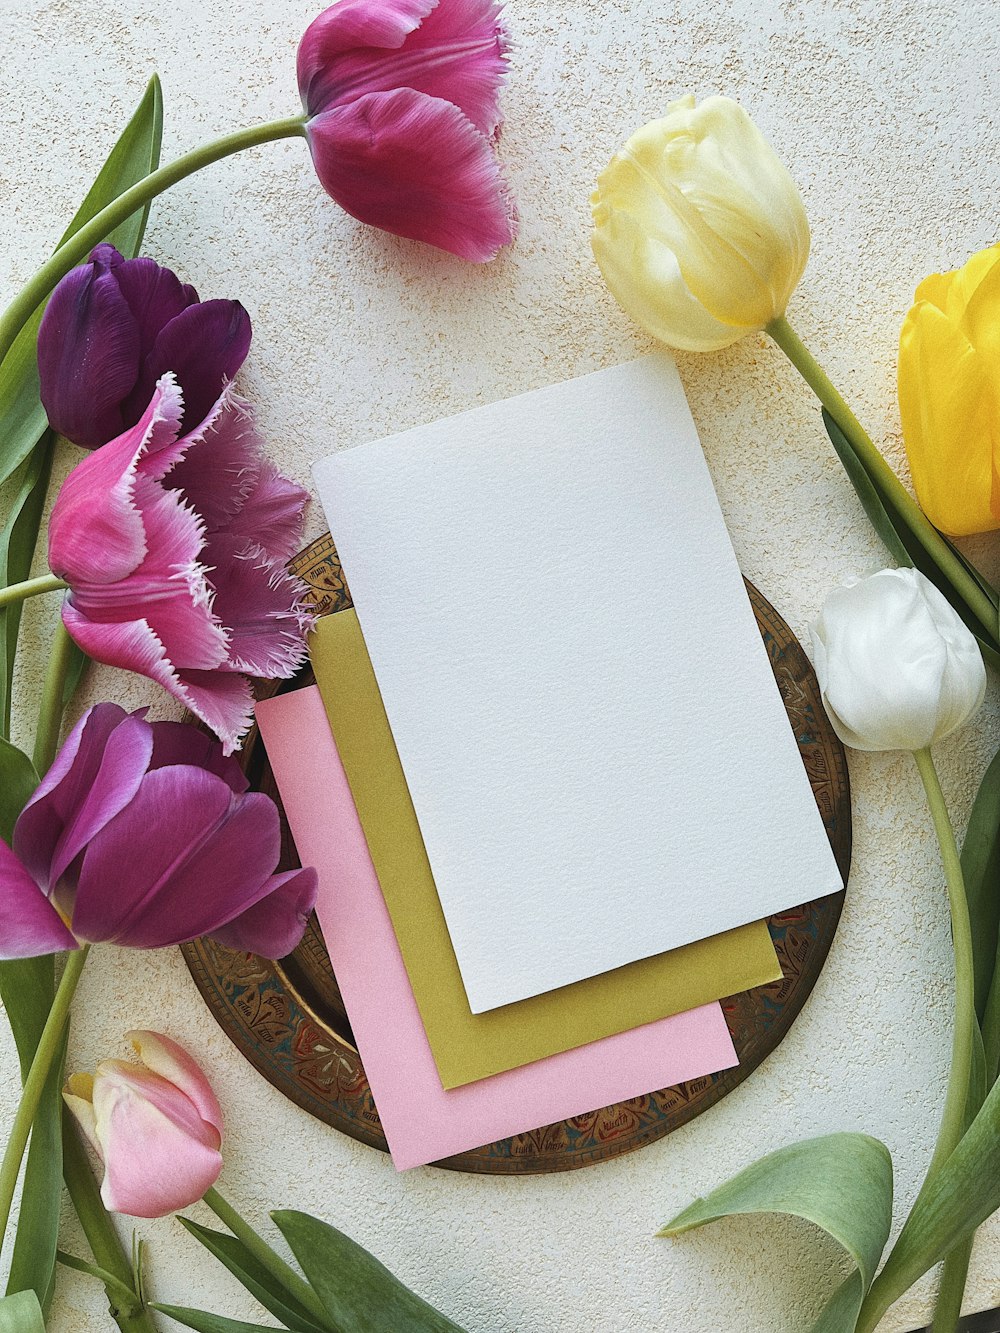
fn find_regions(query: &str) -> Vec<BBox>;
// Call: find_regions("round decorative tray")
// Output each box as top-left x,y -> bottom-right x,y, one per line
181,533 -> 850,1175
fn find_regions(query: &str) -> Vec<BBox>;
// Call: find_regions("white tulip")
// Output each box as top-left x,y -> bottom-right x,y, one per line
590,95 -> 810,352
809,568 -> 986,752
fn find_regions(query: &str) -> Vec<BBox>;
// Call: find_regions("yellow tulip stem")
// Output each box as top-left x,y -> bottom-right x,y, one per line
765,316 -> 998,640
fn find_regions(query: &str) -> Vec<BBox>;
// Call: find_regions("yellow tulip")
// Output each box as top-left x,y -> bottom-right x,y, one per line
898,244 -> 1000,537
590,95 -> 810,351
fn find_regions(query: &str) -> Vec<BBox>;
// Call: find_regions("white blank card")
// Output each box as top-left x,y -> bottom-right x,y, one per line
313,355 -> 843,1013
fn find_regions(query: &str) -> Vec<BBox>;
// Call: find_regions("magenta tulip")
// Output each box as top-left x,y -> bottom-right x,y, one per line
47,375 -> 313,753
0,703 -> 317,959
38,244 -> 251,451
297,0 -> 516,262
64,1031 -> 224,1218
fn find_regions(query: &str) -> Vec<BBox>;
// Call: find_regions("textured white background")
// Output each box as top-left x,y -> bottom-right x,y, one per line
1,0 -> 999,1328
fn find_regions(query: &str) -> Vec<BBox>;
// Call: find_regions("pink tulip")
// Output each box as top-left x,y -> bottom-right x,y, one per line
297,0 -> 516,262
64,1031 -> 224,1218
0,703 -> 317,959
48,375 -> 314,754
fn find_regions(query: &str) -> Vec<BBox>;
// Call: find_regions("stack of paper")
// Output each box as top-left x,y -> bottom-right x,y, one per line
256,354 -> 843,1169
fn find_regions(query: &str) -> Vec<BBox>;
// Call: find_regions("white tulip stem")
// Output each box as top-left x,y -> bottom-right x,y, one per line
765,316 -> 998,643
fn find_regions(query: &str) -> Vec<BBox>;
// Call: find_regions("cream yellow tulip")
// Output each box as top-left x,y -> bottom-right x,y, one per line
899,244 -> 1000,537
590,95 -> 810,351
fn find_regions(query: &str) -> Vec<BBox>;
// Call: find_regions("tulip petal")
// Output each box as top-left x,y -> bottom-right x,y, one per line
307,88 -> 515,262
14,704 -> 150,891
226,462 -> 311,562
147,721 -> 249,794
59,607 -> 253,755
166,388 -> 264,531
125,1031 -> 224,1135
48,380 -> 185,585
591,206 -> 742,352
127,300 -> 252,434
63,1074 -> 101,1154
208,866 -> 318,958
111,254 -> 197,370
899,301 -> 1000,536
73,767 -> 279,947
204,535 -> 313,678
0,841 -> 78,958
298,0 -> 436,111
305,0 -> 507,138
91,1066 -> 222,1217
37,252 -> 140,449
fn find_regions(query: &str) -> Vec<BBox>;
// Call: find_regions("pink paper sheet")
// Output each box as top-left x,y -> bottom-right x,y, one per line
256,686 -> 738,1170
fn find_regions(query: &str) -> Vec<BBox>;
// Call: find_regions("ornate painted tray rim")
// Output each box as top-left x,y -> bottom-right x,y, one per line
181,534 -> 850,1175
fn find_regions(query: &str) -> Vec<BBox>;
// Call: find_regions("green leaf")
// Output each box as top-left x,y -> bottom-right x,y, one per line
0,441 -> 53,737
0,74 -> 163,490
822,409 -> 1000,669
7,1034 -> 66,1310
962,744 -> 1000,1024
177,1220 -> 328,1333
272,1210 -> 466,1333
151,1310 -> 282,1333
0,1290 -> 45,1332
659,1133 -> 893,1333
0,737 -> 38,846
863,1067 -> 1000,1320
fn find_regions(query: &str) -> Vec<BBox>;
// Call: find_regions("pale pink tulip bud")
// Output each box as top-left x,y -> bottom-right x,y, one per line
64,1031 -> 223,1218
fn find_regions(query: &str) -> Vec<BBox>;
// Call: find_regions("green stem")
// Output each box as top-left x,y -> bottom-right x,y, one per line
201,1186 -> 329,1325
62,1122 -> 158,1333
765,315 -> 998,640
33,615 -> 74,774
856,750 -> 977,1333
0,947 -> 89,1242
0,116 -> 307,371
913,748 -> 976,1178
0,574 -> 67,609
932,1237 -> 973,1332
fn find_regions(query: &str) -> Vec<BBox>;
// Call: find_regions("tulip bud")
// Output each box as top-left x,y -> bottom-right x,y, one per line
898,243 -> 1000,537
590,95 -> 810,352
64,1031 -> 223,1218
809,568 -> 986,752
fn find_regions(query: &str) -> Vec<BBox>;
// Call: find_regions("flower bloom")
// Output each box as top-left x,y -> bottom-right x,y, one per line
48,375 -> 313,753
0,703 -> 317,959
898,244 -> 1000,537
809,568 -> 985,752
297,0 -> 516,262
590,95 -> 810,352
64,1031 -> 224,1218
38,244 -> 251,450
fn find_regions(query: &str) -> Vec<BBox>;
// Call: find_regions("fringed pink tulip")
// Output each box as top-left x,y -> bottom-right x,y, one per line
64,1032 -> 224,1218
0,703 -> 317,959
297,0 -> 517,261
48,375 -> 314,753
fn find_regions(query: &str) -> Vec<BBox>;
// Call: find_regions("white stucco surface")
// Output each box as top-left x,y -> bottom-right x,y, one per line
1,0 -> 999,1328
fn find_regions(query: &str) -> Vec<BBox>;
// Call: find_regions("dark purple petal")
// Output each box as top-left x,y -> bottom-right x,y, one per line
147,720 -> 249,794
208,866 -> 318,958
204,534 -> 313,678
113,255 -> 197,374
73,768 -> 280,947
13,704 -> 150,892
0,841 -> 78,958
38,259 -> 141,450
127,300 -> 252,434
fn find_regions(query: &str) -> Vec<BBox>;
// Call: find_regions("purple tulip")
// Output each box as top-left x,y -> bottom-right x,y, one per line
48,375 -> 314,754
297,0 -> 516,262
0,704 -> 317,960
37,243 -> 252,450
